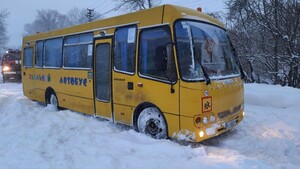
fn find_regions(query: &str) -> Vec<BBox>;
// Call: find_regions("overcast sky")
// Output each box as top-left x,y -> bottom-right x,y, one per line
1,0 -> 226,49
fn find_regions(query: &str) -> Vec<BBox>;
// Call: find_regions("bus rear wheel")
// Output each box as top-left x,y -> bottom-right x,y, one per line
46,91 -> 59,110
137,107 -> 167,139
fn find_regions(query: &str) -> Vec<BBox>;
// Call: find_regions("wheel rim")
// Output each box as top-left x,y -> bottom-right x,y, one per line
145,118 -> 161,135
137,107 -> 167,139
50,94 -> 58,107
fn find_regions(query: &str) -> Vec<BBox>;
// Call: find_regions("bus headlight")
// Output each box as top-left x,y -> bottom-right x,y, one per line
3,66 -> 10,72
195,117 -> 201,124
203,116 -> 208,124
210,115 -> 215,123
199,131 -> 204,138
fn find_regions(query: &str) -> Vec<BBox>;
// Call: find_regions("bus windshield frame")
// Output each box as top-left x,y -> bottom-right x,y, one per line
174,20 -> 241,82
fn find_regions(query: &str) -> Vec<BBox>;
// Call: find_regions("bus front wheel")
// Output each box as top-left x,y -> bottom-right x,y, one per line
137,107 -> 168,139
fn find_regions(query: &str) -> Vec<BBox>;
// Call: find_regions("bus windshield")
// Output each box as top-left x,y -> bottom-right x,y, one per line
175,20 -> 240,81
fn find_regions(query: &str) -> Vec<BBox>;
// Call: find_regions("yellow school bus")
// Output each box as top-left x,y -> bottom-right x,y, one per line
22,5 -> 244,142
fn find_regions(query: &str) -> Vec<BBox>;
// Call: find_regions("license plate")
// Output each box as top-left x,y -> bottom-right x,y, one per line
225,119 -> 236,129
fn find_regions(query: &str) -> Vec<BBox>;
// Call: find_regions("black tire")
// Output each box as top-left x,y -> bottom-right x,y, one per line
137,107 -> 168,139
2,75 -> 6,83
46,91 -> 59,110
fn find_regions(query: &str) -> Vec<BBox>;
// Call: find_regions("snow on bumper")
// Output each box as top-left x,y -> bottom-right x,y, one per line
175,110 -> 244,142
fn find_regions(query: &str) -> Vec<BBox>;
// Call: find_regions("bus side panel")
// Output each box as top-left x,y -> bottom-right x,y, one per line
114,104 -> 134,125
55,69 -> 94,98
31,68 -> 54,103
112,74 -> 136,125
132,78 -> 180,116
33,88 -> 47,103
22,67 -> 36,100
58,93 -> 94,115
164,113 -> 180,139
113,71 -> 180,135
30,69 -> 94,115
54,69 -> 94,115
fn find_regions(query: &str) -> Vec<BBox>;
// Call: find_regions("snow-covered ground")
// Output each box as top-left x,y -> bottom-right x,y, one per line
0,78 -> 299,168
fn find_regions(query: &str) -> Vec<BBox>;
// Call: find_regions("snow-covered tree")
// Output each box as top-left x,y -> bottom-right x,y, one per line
0,10 -> 9,55
225,0 -> 300,87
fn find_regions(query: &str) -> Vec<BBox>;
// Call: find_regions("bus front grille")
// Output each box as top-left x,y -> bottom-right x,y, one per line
218,105 -> 241,119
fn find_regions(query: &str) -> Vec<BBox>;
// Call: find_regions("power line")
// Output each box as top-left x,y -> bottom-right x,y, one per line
87,0 -> 102,9
100,5 -> 123,16
85,0 -> 113,21
94,0 -> 112,10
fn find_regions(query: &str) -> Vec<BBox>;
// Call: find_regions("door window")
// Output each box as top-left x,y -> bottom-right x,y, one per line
95,43 -> 111,101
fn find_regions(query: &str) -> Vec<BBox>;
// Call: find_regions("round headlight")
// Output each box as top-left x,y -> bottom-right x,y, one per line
210,115 -> 215,123
202,116 -> 208,124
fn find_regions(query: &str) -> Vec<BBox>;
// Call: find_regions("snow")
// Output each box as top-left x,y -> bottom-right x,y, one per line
292,54 -> 299,59
205,123 -> 221,136
283,35 -> 289,40
0,80 -> 300,169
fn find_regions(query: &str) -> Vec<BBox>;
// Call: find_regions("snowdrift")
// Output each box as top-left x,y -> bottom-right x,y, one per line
0,82 -> 299,169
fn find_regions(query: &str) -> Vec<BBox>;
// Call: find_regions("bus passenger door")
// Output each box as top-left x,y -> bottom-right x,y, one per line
94,38 -> 113,120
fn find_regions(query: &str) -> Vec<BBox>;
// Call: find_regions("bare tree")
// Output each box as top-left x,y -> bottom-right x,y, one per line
67,7 -> 102,26
24,8 -> 104,36
66,8 -> 88,26
115,0 -> 161,12
24,9 -> 69,35
0,10 -> 9,54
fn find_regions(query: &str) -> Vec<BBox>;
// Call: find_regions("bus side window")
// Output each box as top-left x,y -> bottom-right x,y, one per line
44,38 -> 63,68
36,41 -> 43,68
64,33 -> 93,68
23,47 -> 33,67
138,26 -> 176,82
114,25 -> 137,74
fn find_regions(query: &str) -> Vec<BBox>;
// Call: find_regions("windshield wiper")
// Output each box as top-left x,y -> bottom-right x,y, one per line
228,36 -> 245,80
190,28 -> 211,85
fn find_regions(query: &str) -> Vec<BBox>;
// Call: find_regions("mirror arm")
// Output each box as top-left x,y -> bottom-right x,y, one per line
165,41 -> 176,94
170,83 -> 175,93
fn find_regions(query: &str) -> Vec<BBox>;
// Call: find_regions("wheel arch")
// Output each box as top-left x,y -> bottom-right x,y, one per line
45,87 -> 56,104
132,102 -> 168,136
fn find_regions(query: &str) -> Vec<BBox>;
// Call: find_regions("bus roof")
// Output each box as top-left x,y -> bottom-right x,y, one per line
23,4 -> 224,44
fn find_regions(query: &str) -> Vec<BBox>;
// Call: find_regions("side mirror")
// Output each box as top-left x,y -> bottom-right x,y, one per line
154,42 -> 177,91
164,42 -> 176,93
155,46 -> 167,71
164,42 -> 177,83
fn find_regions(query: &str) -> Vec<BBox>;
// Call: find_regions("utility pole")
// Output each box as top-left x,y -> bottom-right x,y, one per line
85,8 -> 94,22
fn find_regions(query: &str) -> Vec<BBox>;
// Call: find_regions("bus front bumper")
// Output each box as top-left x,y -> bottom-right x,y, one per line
176,110 -> 244,142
